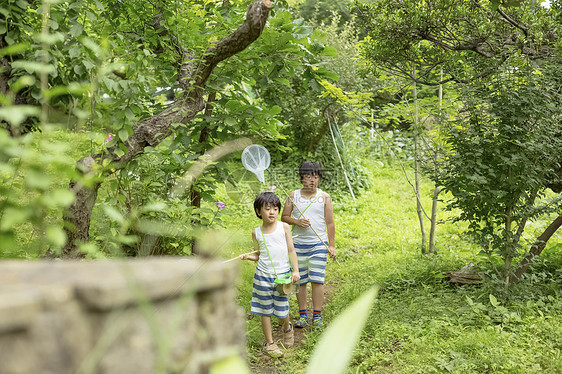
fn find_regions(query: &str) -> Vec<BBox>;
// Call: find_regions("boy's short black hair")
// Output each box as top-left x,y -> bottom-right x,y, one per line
254,192 -> 282,218
299,161 -> 322,181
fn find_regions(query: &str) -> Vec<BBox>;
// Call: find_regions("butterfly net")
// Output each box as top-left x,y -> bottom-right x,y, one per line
241,144 -> 270,184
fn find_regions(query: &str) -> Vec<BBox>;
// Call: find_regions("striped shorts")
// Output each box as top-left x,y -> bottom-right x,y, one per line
250,268 -> 290,318
295,242 -> 328,285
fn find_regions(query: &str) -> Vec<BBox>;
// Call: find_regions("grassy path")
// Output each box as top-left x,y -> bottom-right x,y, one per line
221,163 -> 562,373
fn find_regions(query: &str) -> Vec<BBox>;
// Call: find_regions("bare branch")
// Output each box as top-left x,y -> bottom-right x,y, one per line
190,0 -> 272,88
497,6 -> 529,38
512,215 -> 562,281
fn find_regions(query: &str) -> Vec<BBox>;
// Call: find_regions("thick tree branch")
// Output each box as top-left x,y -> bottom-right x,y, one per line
422,33 -> 497,58
61,0 -> 273,256
512,215 -> 562,281
496,6 -> 529,38
189,0 -> 272,88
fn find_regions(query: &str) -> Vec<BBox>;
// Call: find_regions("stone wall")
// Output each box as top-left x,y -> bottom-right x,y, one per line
0,258 -> 245,374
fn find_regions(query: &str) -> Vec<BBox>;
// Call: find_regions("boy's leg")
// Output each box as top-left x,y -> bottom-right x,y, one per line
309,242 -> 328,327
261,316 -> 274,344
297,284 -> 307,311
311,282 -> 324,327
311,282 -> 324,311
294,244 -> 310,328
294,284 -> 308,327
262,315 -> 283,357
279,315 -> 290,331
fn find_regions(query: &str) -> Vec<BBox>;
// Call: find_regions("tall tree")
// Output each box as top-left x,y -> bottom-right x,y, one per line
354,0 -> 559,85
354,0 -> 562,281
61,0 -> 274,257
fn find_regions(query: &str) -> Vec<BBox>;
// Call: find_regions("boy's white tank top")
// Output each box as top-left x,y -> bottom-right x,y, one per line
255,221 -> 290,274
291,189 -> 328,245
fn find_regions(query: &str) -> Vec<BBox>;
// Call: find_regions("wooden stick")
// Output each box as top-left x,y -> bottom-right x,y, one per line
223,250 -> 258,263
222,235 -> 299,263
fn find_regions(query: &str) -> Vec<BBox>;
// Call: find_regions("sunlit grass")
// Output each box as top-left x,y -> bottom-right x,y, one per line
224,160 -> 562,373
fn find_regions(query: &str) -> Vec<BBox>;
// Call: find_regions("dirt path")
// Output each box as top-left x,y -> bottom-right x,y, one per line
248,282 -> 337,373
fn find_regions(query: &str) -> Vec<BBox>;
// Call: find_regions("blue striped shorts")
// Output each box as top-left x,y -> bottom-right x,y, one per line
250,268 -> 290,318
295,242 -> 328,285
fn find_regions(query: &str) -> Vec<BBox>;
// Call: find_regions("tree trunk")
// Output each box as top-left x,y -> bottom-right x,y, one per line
412,66 -> 427,253
428,187 -> 441,254
189,91 -> 217,212
59,0 -> 273,257
189,92 -> 216,256
511,215 -> 562,281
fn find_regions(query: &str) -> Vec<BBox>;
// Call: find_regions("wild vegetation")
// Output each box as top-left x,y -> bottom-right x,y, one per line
1,0 -> 562,373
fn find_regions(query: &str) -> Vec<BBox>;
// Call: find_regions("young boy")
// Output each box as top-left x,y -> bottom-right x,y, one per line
281,161 -> 336,328
241,192 -> 300,357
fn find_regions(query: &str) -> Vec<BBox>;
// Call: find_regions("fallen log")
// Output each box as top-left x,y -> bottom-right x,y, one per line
448,263 -> 484,285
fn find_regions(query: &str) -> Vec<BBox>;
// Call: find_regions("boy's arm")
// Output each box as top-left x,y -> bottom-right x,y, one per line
324,192 -> 337,260
241,229 -> 260,261
283,223 -> 300,283
281,192 -> 310,228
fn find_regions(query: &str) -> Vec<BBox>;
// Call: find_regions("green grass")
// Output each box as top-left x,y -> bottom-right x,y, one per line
3,130 -> 560,373
222,161 -> 562,373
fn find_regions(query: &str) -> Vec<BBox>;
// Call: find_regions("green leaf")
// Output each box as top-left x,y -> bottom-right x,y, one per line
270,105 -> 282,115
114,148 -> 125,157
210,354 -> 249,374
46,225 -> 67,247
118,128 -> 129,141
225,100 -> 244,112
103,206 -> 124,224
69,46 -> 81,58
34,32 -> 65,45
0,207 -> 31,230
86,11 -> 97,22
0,106 -> 39,126
0,43 -> 30,57
43,85 -> 69,99
70,23 -> 84,37
273,78 -> 291,85
26,169 -> 51,190
321,46 -> 338,57
307,287 -> 378,374
124,108 -> 135,120
141,202 -> 167,213
11,61 -> 56,74
316,68 -> 339,81
48,190 -> 75,207
224,116 -> 237,126
489,294 -> 499,307
83,60 -> 95,70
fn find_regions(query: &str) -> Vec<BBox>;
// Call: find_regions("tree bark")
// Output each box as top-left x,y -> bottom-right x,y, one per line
60,0 -> 273,257
190,92 -> 217,211
428,187 -> 441,254
512,215 -> 562,281
412,66 -> 427,253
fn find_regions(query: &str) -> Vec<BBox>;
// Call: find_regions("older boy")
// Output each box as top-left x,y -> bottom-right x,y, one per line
281,161 -> 336,327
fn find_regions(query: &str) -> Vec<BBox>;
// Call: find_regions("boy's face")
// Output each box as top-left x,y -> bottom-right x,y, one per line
301,173 -> 320,189
257,204 -> 279,224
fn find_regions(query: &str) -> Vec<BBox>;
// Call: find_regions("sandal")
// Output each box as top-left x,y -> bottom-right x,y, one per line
283,323 -> 294,347
264,342 -> 283,358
